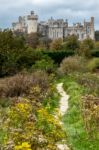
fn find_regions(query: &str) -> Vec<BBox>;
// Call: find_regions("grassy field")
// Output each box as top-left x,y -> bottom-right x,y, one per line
61,75 -> 99,150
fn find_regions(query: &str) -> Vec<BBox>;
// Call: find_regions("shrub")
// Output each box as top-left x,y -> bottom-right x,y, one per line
26,33 -> 39,49
78,38 -> 95,57
95,41 -> 99,50
16,48 -> 43,69
43,51 -> 74,64
76,73 -> 99,96
82,95 -> 99,138
0,71 -> 49,98
50,38 -> 63,51
0,31 -> 25,77
87,58 -> 99,72
91,50 -> 99,57
0,84 -> 65,149
63,35 -> 80,51
0,98 -> 12,107
58,56 -> 86,75
32,56 -> 56,73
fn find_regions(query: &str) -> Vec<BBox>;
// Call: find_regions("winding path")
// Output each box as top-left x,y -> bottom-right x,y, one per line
56,83 -> 70,150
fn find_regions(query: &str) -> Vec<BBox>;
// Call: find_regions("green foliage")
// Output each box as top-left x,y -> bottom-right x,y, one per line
43,51 -> 74,64
16,48 -> 43,69
32,56 -> 56,73
0,75 -> 65,149
0,30 -> 25,50
26,33 -> 39,49
0,30 -> 25,76
0,30 -> 99,77
78,38 -> 95,57
91,50 -> 99,57
62,76 -> 99,150
95,41 -> 99,50
87,58 -> 99,72
0,30 -> 50,77
95,31 -> 99,41
50,38 -> 63,51
63,35 -> 80,51
0,98 -> 12,107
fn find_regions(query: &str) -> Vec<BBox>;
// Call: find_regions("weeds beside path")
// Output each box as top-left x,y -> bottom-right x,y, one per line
62,76 -> 99,150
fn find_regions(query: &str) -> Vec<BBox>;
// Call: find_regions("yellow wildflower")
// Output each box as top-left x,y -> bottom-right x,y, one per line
15,142 -> 32,150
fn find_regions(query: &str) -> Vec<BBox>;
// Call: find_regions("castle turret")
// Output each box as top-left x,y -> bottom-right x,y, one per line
91,17 -> 94,26
83,17 -> 95,40
90,17 -> 95,40
27,11 -> 38,34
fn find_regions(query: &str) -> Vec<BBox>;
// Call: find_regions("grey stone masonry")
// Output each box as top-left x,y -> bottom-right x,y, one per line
12,11 -> 95,41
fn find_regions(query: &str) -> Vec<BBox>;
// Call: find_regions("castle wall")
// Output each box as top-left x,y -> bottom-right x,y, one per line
12,12 -> 95,41
27,19 -> 38,34
48,27 -> 63,39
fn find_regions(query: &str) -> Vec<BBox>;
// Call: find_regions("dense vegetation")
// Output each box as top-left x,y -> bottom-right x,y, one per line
0,30 -> 99,77
0,30 -> 99,149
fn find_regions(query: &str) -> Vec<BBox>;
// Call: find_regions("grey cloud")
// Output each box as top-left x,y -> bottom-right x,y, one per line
0,0 -> 99,29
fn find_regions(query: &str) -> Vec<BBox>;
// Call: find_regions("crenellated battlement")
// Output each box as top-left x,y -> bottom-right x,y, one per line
12,11 -> 95,40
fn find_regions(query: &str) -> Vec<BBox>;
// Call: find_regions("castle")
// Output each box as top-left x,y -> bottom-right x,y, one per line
12,11 -> 95,41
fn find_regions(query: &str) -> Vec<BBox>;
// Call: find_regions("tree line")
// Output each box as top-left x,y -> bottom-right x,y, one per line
0,30 -> 99,77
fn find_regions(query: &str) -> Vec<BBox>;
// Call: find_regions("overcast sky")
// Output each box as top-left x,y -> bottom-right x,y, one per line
0,0 -> 99,30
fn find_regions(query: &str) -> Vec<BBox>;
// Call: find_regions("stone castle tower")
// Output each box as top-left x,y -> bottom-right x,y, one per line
12,11 -> 95,41
84,17 -> 95,40
90,17 -> 95,40
27,11 -> 38,34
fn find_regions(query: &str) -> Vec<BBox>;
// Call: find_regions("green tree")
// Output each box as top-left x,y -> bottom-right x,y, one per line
32,56 -> 56,73
63,35 -> 80,51
95,41 -> 99,50
26,33 -> 39,49
37,37 -> 52,50
78,38 -> 95,57
16,48 -> 43,69
95,31 -> 99,41
50,38 -> 63,51
0,30 -> 25,76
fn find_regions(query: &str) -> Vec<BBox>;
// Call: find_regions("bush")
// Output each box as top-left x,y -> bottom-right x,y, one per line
63,35 -> 80,51
0,71 -> 49,98
32,56 -> 56,73
82,95 -> 99,138
87,58 -> 99,72
58,56 -> 86,75
91,50 -> 99,57
76,73 -> 99,96
43,51 -> 74,64
1,96 -> 65,149
78,38 -> 95,57
0,98 -> 12,107
0,31 -> 25,77
0,76 -> 65,149
50,38 -> 63,50
16,48 -> 44,69
95,41 -> 99,50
